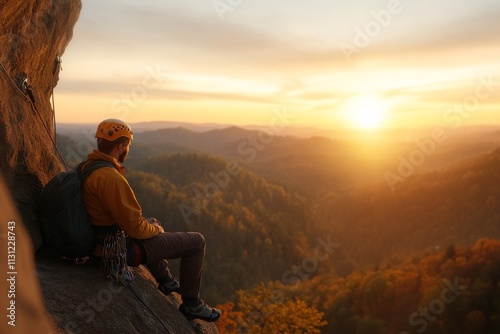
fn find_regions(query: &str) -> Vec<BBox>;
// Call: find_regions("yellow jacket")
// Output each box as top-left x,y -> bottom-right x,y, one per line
81,150 -> 161,242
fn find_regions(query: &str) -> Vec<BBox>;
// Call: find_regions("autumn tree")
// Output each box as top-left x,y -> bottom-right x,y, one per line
215,302 -> 244,334
234,283 -> 326,334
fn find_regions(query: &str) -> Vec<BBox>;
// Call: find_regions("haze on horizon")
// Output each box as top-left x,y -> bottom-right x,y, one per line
55,0 -> 500,132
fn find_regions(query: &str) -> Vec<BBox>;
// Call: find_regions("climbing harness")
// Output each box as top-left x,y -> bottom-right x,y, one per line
102,231 -> 134,285
0,61 -> 70,171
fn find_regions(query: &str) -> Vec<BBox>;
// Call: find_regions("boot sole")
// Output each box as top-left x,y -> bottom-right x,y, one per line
179,304 -> 221,322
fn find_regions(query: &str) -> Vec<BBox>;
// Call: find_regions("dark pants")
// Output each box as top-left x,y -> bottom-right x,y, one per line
140,232 -> 206,298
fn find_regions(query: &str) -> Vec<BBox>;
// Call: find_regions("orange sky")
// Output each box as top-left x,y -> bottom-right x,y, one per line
55,0 -> 500,131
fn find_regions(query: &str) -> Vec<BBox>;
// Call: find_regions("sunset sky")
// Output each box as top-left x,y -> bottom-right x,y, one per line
56,0 -> 500,131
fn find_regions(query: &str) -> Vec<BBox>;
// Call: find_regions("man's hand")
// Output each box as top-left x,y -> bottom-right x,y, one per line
147,217 -> 164,233
147,217 -> 161,226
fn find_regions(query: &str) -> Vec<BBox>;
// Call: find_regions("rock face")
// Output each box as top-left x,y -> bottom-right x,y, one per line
0,2 -> 219,333
36,255 -> 219,334
0,0 -> 80,249
0,175 -> 54,334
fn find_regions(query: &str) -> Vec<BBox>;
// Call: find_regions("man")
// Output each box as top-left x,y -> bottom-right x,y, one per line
81,118 -> 221,322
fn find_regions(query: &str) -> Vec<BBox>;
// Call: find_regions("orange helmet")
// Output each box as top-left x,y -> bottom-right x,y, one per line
95,119 -> 133,141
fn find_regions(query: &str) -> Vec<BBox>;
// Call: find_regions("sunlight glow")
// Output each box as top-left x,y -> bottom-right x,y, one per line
343,95 -> 388,130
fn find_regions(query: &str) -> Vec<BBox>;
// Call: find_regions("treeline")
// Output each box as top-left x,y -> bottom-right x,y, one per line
56,133 -> 328,304
56,131 -> 500,331
312,148 -> 500,269
125,153 -> 325,304
217,238 -> 500,334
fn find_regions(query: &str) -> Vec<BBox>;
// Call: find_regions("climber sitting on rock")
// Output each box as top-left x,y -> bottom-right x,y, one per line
80,118 -> 221,322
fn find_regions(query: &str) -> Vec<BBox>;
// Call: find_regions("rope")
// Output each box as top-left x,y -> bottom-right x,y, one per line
2,60 -> 178,334
0,62 -> 32,101
51,56 -> 62,147
0,61 -> 70,172
128,284 -> 175,334
101,231 -> 173,332
27,85 -> 70,171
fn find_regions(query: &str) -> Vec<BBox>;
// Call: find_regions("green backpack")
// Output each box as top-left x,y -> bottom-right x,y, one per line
38,160 -> 113,258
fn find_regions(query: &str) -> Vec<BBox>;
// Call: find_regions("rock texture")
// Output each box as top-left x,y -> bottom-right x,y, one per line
36,254 -> 219,334
0,175 -> 54,334
0,2 -> 219,333
0,0 -> 80,250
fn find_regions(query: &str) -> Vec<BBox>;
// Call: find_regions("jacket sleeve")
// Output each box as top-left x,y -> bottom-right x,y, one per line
98,169 -> 161,239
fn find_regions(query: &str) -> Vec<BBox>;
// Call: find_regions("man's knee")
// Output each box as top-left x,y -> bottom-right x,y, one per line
192,232 -> 206,250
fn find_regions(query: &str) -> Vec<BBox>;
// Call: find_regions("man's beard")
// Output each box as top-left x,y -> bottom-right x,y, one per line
118,150 -> 128,162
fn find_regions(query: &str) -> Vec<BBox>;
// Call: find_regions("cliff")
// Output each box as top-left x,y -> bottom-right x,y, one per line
36,256 -> 219,334
0,0 -> 77,249
0,1 -> 218,333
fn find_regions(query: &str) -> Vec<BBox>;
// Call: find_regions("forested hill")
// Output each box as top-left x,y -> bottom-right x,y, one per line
56,127 -> 500,332
313,147 -> 500,269
237,238 -> 500,334
124,153 -> 321,304
133,127 -> 375,194
57,128 -> 500,278
136,126 -> 257,155
131,126 -> 500,196
56,132 -> 317,303
58,125 -> 500,196
125,146 -> 500,306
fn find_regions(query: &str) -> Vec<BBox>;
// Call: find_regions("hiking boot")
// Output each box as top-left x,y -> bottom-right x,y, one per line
179,301 -> 221,322
158,277 -> 180,296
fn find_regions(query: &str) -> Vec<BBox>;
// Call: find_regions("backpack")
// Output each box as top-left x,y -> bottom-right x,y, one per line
38,160 -> 114,258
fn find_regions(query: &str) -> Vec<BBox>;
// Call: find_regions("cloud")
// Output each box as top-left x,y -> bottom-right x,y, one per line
353,6 -> 500,66
56,78 -> 276,104
59,0 -> 500,126
69,1 -> 351,77
70,1 -> 500,82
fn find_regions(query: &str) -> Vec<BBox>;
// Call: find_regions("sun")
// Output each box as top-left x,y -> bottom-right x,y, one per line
343,95 -> 388,130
